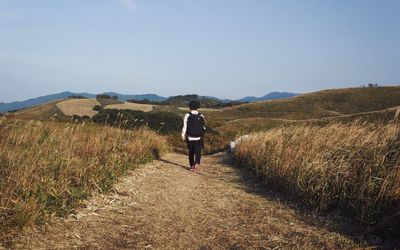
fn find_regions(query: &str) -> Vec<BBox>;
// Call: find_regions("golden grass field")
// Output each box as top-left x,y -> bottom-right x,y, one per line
0,118 -> 167,244
56,99 -> 100,117
104,102 -> 154,112
234,121 -> 400,236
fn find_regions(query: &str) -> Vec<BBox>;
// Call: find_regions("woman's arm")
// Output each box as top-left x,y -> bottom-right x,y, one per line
181,113 -> 189,141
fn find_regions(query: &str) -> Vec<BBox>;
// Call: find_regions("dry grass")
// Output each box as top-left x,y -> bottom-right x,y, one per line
0,118 -> 168,244
56,99 -> 100,117
234,121 -> 400,237
105,102 -> 154,112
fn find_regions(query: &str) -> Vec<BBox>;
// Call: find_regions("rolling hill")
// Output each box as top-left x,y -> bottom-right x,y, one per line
222,86 -> 400,120
0,92 -> 94,113
0,91 -> 298,113
5,86 -> 399,144
0,92 -> 166,113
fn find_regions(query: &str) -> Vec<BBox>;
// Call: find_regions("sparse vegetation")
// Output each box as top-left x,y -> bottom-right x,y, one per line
234,121 -> 400,238
0,118 -> 168,243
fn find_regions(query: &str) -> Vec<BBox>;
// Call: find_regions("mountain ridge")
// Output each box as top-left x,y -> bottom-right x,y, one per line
238,92 -> 298,102
0,91 -> 297,113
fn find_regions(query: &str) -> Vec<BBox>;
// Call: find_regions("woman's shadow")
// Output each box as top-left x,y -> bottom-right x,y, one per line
159,158 -> 205,175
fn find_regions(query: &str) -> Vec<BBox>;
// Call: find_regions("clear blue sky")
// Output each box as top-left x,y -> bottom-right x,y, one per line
1,0 -> 399,102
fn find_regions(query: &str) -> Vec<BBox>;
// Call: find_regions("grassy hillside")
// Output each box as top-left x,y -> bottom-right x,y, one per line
234,121 -> 400,238
8,100 -> 70,121
222,86 -> 400,121
0,118 -> 167,243
7,99 -> 157,121
5,86 -> 400,155
215,108 -> 399,140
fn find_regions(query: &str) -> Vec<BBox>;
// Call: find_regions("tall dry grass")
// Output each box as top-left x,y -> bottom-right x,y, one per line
0,118 -> 167,241
234,121 -> 400,235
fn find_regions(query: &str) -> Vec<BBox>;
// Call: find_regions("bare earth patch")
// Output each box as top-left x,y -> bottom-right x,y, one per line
56,99 -> 100,117
12,153 -> 359,249
105,102 -> 154,112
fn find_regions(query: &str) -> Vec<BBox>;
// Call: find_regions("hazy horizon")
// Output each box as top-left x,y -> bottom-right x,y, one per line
1,0 -> 400,102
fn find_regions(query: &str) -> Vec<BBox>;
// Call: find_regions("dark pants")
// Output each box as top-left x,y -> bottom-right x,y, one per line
187,140 -> 202,167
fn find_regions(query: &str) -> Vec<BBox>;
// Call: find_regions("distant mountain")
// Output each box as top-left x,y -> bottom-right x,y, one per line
237,92 -> 298,102
201,96 -> 232,103
103,92 -> 167,102
0,91 -> 167,113
0,91 -> 95,113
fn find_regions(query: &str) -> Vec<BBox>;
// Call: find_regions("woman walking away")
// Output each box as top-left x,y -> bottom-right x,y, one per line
181,100 -> 205,173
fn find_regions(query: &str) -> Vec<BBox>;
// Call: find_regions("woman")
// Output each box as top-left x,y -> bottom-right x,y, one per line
181,100 -> 205,173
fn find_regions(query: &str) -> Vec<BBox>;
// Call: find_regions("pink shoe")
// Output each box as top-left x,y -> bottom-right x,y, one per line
194,164 -> 200,173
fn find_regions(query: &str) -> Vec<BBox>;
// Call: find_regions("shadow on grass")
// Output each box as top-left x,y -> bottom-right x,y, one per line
212,152 -> 397,249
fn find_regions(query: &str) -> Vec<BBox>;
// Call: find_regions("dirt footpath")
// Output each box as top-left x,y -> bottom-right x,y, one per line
13,153 -> 358,249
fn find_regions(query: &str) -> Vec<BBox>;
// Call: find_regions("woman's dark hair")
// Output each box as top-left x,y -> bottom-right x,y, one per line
189,100 -> 200,110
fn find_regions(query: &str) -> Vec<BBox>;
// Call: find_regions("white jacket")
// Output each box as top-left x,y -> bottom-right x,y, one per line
181,110 -> 205,141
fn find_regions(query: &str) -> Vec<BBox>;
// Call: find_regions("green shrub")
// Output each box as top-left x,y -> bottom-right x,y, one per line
93,105 -> 103,111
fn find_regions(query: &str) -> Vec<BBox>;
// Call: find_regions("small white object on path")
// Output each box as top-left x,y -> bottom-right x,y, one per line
228,134 -> 250,152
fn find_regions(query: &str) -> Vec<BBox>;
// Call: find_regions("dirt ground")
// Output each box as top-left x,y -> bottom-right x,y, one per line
11,153 -> 361,249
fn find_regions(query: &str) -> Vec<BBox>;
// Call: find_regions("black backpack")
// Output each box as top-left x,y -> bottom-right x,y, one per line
187,113 -> 205,137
